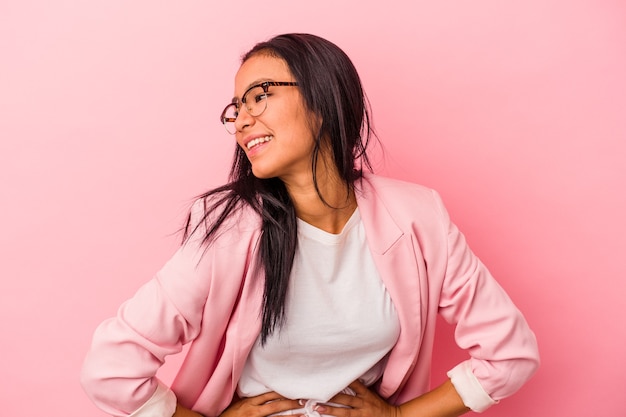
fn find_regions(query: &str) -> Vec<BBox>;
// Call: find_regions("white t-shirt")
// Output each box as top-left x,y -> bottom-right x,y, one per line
237,208 -> 400,402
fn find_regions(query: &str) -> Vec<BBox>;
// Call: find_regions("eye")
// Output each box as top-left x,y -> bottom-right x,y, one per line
254,93 -> 268,103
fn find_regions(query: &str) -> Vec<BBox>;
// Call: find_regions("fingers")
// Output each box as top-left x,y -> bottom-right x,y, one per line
260,398 -> 302,416
347,379 -> 368,394
250,391 -> 291,405
328,393 -> 360,408
330,380 -> 371,406
327,381 -> 396,417
234,384 -> 380,417
246,392 -> 301,415
227,392 -> 301,417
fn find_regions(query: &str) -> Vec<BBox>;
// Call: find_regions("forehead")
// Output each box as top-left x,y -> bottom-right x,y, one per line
234,54 -> 293,95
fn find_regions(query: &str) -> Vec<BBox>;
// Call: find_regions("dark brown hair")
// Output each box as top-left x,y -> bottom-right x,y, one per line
184,33 -> 375,343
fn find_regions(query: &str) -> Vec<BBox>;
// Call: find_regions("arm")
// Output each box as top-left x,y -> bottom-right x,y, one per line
396,379 -> 469,417
426,219 -> 538,414
80,199 -> 247,416
434,189 -> 539,407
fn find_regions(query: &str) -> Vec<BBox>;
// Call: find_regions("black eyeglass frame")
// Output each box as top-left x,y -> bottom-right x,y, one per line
219,81 -> 299,133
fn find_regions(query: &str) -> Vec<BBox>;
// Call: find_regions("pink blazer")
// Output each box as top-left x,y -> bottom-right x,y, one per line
81,174 -> 539,417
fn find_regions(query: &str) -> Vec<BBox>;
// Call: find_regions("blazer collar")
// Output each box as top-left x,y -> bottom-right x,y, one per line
356,174 -> 405,254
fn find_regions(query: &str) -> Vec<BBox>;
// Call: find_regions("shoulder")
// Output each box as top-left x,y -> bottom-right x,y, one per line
184,191 -> 262,248
361,173 -> 436,198
357,173 -> 451,239
359,173 -> 445,214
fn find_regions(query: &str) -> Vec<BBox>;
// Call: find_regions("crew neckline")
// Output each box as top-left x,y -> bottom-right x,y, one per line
297,207 -> 360,245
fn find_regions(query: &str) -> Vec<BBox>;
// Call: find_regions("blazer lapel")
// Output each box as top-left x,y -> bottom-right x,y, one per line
357,175 -> 424,398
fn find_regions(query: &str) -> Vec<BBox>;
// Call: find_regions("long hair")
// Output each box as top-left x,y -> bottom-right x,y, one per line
184,33 -> 375,343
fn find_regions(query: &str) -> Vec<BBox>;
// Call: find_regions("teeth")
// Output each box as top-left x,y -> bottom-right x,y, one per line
246,135 -> 273,150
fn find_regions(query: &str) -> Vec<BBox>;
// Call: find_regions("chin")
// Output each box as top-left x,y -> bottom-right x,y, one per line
251,168 -> 276,180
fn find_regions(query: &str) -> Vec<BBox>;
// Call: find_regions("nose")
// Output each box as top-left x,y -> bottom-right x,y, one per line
234,105 -> 255,132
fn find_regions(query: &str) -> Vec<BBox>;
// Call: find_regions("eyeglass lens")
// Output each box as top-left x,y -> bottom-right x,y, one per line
222,85 -> 269,134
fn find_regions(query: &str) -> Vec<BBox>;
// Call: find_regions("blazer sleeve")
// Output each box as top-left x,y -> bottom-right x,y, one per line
80,200 -> 217,416
432,190 -> 540,411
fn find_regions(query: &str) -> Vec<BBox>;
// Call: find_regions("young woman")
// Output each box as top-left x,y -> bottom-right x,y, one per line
81,33 -> 539,417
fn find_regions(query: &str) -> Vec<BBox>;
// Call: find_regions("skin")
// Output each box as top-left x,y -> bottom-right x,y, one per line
173,55 -> 471,417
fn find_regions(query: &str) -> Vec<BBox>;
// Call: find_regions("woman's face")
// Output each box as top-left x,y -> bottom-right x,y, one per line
233,54 -> 318,183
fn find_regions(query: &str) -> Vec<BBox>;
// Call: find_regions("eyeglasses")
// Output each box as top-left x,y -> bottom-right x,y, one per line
219,81 -> 299,134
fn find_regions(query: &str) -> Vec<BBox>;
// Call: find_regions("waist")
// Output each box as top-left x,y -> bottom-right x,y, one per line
271,398 -> 352,417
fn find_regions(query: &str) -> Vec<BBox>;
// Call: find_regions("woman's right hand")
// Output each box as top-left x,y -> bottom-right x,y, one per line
220,391 -> 302,417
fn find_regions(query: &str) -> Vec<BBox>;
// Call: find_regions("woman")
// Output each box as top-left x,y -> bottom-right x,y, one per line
81,33 -> 539,417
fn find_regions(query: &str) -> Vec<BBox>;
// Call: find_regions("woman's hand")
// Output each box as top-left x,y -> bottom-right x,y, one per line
321,380 -> 400,417
220,391 -> 302,417
323,379 -> 470,417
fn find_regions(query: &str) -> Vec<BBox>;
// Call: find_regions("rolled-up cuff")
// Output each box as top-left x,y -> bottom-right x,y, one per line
129,380 -> 177,417
447,361 -> 498,412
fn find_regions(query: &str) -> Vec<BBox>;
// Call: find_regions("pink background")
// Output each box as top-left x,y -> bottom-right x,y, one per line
1,1 -> 625,416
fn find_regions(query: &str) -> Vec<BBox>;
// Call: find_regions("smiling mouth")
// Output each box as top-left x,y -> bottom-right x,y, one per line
246,135 -> 273,150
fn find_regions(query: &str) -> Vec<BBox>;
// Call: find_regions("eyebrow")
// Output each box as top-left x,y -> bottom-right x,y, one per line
230,78 -> 274,103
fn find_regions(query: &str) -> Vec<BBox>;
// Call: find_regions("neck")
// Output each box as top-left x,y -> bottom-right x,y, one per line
282,171 -> 357,235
